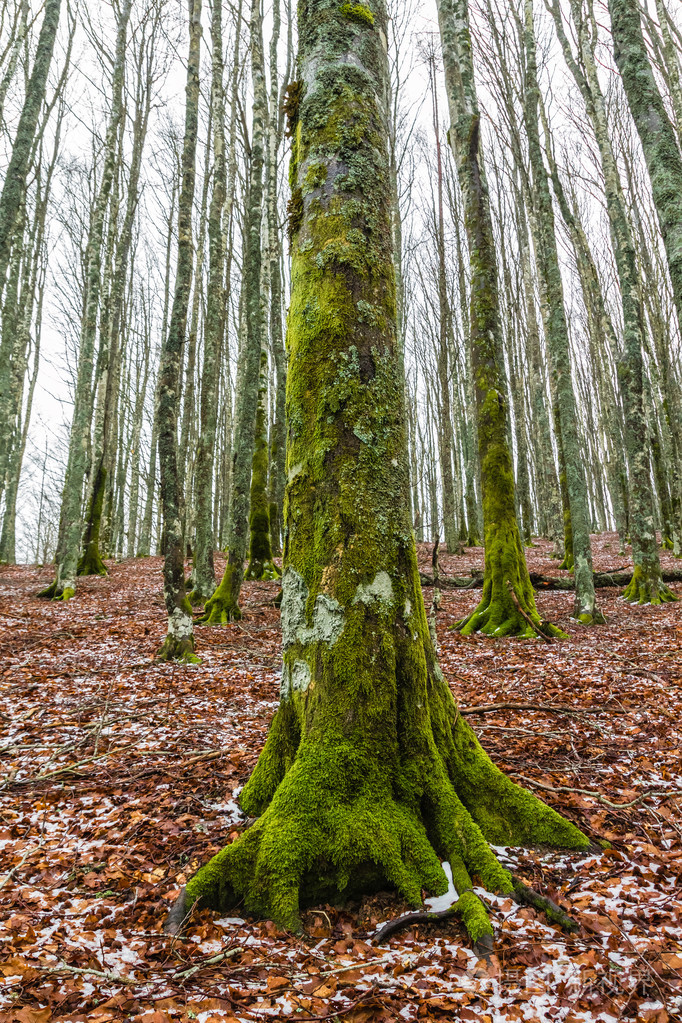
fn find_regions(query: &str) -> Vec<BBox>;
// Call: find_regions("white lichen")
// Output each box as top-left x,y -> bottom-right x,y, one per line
353,570 -> 394,608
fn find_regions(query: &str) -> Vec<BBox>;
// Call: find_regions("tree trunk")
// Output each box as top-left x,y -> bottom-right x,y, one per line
199,0 -> 266,623
609,0 -> 682,333
38,0 -> 130,601
154,0 -> 202,662
189,0 -> 229,604
170,0 -> 588,942
245,338 -> 278,580
548,0 -> 675,605
430,60 -> 458,553
523,0 -> 600,623
437,0 -> 560,637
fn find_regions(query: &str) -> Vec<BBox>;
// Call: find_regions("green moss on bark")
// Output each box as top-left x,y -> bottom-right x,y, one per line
622,565 -> 677,605
199,560 -> 244,622
176,0 -> 589,947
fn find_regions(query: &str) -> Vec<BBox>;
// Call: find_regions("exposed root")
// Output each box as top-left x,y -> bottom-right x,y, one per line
37,580 -> 58,599
373,875 -> 578,946
622,566 -> 678,605
456,585 -> 563,640
198,595 -> 242,624
198,563 -> 243,623
187,586 -> 214,607
245,560 -> 281,582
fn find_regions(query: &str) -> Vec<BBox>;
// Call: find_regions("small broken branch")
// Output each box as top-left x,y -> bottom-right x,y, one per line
174,946 -> 244,981
459,701 -> 623,717
513,774 -> 679,809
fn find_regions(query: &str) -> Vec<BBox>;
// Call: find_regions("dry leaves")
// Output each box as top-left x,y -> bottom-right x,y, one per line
0,535 -> 681,1021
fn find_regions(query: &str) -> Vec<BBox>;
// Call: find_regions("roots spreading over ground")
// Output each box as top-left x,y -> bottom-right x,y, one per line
169,669 -> 588,947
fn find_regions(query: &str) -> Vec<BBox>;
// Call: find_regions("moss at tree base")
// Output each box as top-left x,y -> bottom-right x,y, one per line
622,565 -> 678,605
77,544 -> 108,577
155,634 -> 200,663
198,561 -> 243,623
181,666 -> 589,944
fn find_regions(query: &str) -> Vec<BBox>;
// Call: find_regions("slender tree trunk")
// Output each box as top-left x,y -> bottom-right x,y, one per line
523,0 -> 600,622
190,0 -> 229,604
154,0 -> 202,661
170,0 -> 587,944
0,0 -> 62,506
430,60 -> 458,552
437,0 -> 560,637
609,0 -> 682,333
38,1 -> 130,601
266,0 -> 287,557
200,0 -> 266,623
548,0 -> 675,605
245,336 -> 278,579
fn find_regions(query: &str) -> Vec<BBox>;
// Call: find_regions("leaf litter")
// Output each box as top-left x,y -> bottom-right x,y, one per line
0,534 -> 681,1022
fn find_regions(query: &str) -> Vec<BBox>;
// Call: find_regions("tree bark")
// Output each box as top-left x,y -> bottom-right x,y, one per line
523,0 -> 600,623
154,0 -> 202,661
436,0 -> 560,637
38,0 -> 130,602
189,0 -> 229,604
171,0 -> 588,943
608,0 -> 682,334
548,0 -> 675,605
199,0 -> 266,623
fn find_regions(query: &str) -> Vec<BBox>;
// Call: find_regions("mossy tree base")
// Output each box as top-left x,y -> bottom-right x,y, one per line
77,545 -> 108,577
622,566 -> 678,605
176,651 -> 588,943
245,560 -> 281,582
456,572 -> 564,639
155,635 -> 200,663
198,560 -> 244,623
558,551 -> 574,572
37,580 -> 76,601
187,584 -> 215,607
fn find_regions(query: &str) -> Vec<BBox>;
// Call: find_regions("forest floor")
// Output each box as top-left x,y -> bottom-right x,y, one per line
1,533 -> 681,1023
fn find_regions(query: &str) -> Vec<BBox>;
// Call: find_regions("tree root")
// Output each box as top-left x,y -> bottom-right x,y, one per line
374,875 -> 578,948
37,580 -> 75,601
622,568 -> 678,605
77,548 -> 108,577
245,560 -> 281,582
456,585 -> 563,640
155,634 -> 200,663
197,596 -> 242,623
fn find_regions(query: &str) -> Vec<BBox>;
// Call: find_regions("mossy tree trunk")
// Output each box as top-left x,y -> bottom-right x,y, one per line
429,59 -> 458,553
199,0 -> 266,623
0,0 -> 61,501
436,0 -> 559,637
653,0 -> 682,141
173,0 -> 588,943
523,0 -> 600,623
449,173 -> 482,547
540,100 -> 629,552
608,0 -> 682,334
137,183 -> 178,558
155,0 -> 202,662
548,0 -> 675,606
266,0 -> 287,557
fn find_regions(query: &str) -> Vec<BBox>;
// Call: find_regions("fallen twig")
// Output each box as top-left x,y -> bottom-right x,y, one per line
460,701 -> 621,716
513,774 -> 679,809
174,946 -> 244,980
41,961 -> 136,986
0,838 -> 45,890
